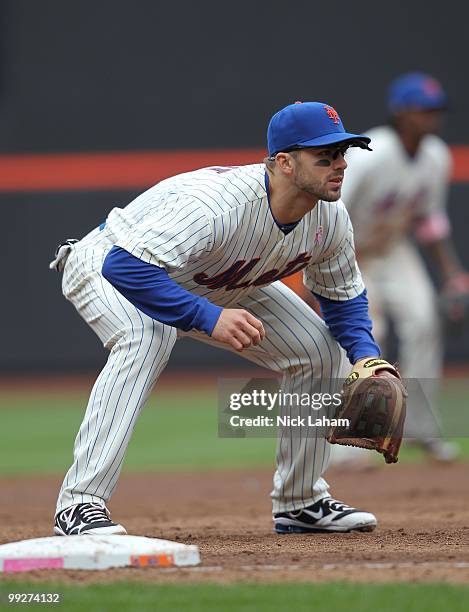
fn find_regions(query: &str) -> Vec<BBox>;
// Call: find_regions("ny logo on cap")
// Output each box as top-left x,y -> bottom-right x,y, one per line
423,77 -> 442,95
324,105 -> 340,124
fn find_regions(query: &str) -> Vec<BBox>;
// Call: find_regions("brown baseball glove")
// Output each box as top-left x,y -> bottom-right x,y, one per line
327,358 -> 407,464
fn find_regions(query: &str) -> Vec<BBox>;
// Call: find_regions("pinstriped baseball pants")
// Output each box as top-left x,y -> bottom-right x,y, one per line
57,229 -> 347,514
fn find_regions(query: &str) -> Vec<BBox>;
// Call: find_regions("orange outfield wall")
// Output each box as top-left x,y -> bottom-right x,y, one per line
0,146 -> 469,192
0,149 -> 266,192
2,146 -> 467,298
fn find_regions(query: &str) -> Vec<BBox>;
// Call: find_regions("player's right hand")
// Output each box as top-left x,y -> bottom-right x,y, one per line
211,309 -> 265,352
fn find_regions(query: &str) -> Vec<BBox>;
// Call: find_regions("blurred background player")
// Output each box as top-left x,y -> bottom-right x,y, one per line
341,72 -> 469,461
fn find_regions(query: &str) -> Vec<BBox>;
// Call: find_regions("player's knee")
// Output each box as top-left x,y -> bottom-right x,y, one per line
105,317 -> 174,351
284,336 -> 343,374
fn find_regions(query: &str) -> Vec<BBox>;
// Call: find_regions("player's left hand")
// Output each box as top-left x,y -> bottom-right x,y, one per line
327,357 -> 407,464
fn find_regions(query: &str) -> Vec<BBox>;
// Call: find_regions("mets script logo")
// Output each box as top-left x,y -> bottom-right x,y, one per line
193,253 -> 312,291
324,105 -> 340,125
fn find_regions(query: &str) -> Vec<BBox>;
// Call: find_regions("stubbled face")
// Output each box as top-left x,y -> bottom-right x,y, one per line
291,145 -> 348,202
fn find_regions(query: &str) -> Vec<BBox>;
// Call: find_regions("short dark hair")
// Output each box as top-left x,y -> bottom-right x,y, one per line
266,149 -> 300,164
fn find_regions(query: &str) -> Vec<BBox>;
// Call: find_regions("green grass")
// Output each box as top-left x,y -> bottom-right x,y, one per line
0,380 -> 467,476
0,582 -> 468,611
0,385 -> 467,605
0,387 -> 275,476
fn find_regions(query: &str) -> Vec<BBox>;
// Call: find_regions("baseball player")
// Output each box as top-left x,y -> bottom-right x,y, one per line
51,101 -> 394,536
341,73 -> 469,461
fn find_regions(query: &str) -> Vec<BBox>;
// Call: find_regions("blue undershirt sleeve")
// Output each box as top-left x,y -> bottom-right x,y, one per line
102,246 -> 223,335
313,290 -> 381,364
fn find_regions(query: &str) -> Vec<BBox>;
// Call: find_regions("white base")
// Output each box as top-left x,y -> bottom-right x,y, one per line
0,535 -> 200,573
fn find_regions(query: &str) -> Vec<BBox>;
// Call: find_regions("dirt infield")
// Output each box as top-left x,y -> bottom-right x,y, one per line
1,463 -> 468,584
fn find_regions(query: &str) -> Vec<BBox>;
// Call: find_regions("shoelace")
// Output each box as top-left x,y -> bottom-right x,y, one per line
59,504 -> 111,530
80,504 -> 110,523
323,498 -> 354,513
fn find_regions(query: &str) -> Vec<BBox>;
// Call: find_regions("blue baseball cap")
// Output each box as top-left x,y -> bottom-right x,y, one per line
388,73 -> 447,113
267,101 -> 371,156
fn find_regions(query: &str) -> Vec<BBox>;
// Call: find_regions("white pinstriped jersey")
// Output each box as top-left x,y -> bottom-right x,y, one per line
104,163 -> 364,306
341,126 -> 451,255
57,163 -> 363,516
